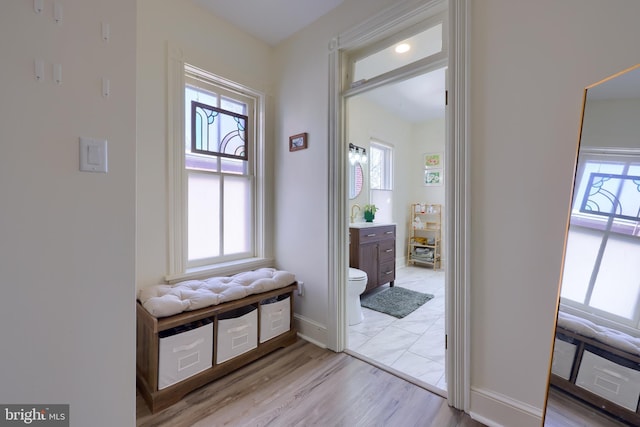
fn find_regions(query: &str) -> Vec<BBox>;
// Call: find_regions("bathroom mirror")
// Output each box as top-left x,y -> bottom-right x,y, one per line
349,162 -> 363,199
544,64 -> 640,425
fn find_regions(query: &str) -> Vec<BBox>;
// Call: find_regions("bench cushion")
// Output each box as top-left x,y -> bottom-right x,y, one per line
138,268 -> 295,318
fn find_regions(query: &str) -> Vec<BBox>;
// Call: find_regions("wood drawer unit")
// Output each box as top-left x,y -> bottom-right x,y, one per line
137,284 -> 297,413
349,225 -> 396,293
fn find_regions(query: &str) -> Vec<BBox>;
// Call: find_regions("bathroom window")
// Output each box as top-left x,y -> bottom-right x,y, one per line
167,60 -> 267,279
369,141 -> 393,191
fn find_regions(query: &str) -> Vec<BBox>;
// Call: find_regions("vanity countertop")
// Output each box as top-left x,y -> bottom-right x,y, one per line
349,222 -> 395,229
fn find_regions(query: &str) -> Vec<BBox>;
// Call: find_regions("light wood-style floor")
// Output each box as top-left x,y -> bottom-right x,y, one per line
136,339 -> 483,427
545,387 -> 629,427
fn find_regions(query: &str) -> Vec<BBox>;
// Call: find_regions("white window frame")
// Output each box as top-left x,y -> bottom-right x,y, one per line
369,139 -> 393,191
166,48 -> 269,282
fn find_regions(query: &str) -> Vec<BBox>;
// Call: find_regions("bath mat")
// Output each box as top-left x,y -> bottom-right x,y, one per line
360,287 -> 433,319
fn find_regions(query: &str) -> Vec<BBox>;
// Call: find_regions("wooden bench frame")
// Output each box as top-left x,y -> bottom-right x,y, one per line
136,283 -> 297,413
551,326 -> 640,426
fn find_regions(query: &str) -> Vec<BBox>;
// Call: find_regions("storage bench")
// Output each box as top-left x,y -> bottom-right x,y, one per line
136,283 -> 297,413
551,322 -> 640,425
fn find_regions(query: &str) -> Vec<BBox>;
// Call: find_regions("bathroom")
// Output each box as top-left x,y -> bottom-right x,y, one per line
345,65 -> 448,394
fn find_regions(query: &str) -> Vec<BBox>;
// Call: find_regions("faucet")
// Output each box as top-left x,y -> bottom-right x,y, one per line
350,204 -> 360,223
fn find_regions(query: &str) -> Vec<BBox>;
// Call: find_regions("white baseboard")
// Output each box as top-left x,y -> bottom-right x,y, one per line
470,387 -> 543,427
293,313 -> 327,348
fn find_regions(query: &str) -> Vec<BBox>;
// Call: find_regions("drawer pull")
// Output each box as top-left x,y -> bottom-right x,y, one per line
385,231 -> 394,234
173,338 -> 204,353
597,366 -> 627,380
366,233 -> 376,237
384,271 -> 393,275
228,324 -> 249,333
385,249 -> 393,253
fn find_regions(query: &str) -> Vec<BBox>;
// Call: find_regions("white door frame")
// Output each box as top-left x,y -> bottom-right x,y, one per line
327,0 -> 470,411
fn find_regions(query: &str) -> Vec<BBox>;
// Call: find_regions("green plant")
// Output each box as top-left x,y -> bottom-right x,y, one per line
363,204 -> 378,214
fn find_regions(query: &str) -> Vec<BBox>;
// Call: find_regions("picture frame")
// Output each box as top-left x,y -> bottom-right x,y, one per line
424,152 -> 443,168
424,168 -> 443,186
289,132 -> 308,152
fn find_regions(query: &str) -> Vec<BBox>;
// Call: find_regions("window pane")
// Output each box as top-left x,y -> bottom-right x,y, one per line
186,86 -> 217,155
353,23 -> 443,83
590,234 -> 640,319
369,143 -> 392,190
223,176 -> 251,255
188,172 -> 220,261
370,146 -> 382,189
560,227 -> 601,304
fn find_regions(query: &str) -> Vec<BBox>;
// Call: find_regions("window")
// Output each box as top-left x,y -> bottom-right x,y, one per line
167,60 -> 267,279
561,149 -> 640,332
369,141 -> 393,190
348,13 -> 446,88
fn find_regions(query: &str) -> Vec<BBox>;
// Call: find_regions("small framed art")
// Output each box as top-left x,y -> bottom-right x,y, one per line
289,133 -> 308,152
424,168 -> 443,186
424,152 -> 443,168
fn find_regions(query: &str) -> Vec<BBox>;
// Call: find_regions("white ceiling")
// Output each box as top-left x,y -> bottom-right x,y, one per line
192,0 -> 445,123
193,0 -> 346,46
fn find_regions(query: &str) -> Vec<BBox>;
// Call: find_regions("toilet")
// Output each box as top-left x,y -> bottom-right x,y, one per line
348,267 -> 368,325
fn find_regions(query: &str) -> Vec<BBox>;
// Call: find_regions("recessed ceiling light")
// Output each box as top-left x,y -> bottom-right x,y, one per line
395,43 -> 410,54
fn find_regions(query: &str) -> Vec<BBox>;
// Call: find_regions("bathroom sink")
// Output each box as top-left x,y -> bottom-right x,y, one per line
349,222 -> 394,228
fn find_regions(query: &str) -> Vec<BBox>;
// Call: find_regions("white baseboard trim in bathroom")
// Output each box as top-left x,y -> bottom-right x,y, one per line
469,387 -> 543,427
294,314 -> 327,348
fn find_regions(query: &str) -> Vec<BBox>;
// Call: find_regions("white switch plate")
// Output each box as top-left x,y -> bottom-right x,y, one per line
79,137 -> 108,173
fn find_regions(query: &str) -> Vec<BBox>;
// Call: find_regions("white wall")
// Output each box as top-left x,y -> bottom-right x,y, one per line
275,0 -> 640,426
272,0 -> 397,344
136,0 -> 275,290
0,1 -> 136,426
347,95 -> 414,260
582,98 -> 640,149
411,119 -> 445,205
470,1 -> 640,425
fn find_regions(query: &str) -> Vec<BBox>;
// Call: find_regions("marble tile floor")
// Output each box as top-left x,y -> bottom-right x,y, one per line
347,265 -> 447,392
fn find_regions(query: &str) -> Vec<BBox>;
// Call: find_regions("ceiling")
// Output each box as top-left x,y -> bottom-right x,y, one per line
192,0 -> 445,123
193,0 -> 346,46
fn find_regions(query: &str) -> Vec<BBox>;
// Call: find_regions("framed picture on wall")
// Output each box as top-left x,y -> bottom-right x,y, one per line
424,168 -> 443,186
289,132 -> 308,152
424,152 -> 443,168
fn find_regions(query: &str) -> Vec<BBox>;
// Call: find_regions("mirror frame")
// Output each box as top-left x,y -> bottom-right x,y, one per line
543,63 -> 640,425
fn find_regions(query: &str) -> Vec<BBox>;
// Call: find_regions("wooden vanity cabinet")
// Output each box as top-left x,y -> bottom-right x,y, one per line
349,225 -> 396,293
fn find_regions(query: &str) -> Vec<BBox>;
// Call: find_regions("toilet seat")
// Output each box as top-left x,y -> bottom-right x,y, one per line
349,267 -> 367,282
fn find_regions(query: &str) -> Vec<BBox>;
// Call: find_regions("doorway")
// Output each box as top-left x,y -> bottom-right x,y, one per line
327,0 -> 470,411
344,65 -> 448,395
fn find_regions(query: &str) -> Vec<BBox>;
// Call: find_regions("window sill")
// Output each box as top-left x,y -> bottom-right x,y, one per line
165,257 -> 274,284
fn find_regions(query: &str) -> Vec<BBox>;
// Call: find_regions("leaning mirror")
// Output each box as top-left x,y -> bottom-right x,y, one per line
544,64 -> 640,426
349,162 -> 363,199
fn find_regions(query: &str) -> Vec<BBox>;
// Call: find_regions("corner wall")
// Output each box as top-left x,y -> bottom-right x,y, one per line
0,2 -> 136,425
136,0 -> 275,290
470,1 -> 640,425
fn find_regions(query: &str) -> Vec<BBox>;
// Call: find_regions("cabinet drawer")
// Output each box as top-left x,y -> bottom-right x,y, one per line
379,239 -> 395,262
576,350 -> 640,411
355,225 -> 395,244
158,321 -> 213,390
378,261 -> 395,284
552,338 -> 577,380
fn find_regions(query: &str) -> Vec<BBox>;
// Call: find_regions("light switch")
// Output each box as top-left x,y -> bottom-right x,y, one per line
79,137 -> 108,173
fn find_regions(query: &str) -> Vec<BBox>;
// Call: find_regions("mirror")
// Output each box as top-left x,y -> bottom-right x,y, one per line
544,64 -> 640,426
349,162 -> 363,199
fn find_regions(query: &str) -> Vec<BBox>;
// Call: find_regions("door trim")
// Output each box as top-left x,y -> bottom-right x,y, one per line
327,0 -> 470,411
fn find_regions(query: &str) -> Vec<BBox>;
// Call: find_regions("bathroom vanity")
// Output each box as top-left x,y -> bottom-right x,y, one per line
349,224 -> 396,293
